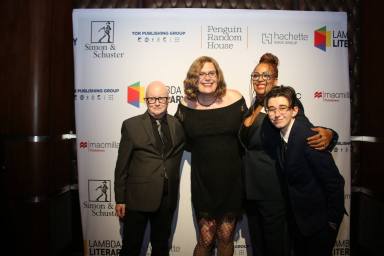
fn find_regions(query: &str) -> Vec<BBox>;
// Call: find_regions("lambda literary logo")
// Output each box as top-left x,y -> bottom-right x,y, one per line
127,82 -> 145,108
314,26 -> 348,52
314,26 -> 331,51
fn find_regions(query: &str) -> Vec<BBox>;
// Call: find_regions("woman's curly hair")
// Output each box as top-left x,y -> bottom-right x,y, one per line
183,56 -> 227,101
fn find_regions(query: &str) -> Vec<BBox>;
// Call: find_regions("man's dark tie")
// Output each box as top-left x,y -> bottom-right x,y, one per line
281,138 -> 288,164
156,119 -> 169,185
155,120 -> 165,145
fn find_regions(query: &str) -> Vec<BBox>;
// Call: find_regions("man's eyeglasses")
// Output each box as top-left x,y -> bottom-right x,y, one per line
251,72 -> 274,81
266,105 -> 290,115
144,97 -> 169,104
199,71 -> 217,79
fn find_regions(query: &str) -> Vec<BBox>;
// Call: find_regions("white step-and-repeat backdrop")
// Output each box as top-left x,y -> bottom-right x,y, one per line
73,9 -> 350,256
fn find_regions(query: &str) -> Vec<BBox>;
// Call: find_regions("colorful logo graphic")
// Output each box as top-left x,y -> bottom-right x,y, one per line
314,26 -> 331,51
127,82 -> 145,108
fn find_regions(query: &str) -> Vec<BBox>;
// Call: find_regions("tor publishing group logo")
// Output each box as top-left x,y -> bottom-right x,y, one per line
91,21 -> 114,43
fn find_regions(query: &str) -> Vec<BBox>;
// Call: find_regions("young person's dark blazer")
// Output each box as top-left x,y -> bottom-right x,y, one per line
114,111 -> 185,212
277,117 -> 345,237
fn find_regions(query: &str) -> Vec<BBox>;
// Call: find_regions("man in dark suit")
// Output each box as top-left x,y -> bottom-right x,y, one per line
264,85 -> 345,256
114,81 -> 185,256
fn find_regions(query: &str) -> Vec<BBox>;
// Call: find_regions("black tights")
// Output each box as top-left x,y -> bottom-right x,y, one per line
193,215 -> 237,256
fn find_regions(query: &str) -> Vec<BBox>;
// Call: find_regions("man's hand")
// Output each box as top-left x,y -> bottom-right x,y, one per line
307,127 -> 333,150
115,203 -> 126,218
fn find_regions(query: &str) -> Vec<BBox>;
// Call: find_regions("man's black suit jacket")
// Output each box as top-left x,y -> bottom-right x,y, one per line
114,111 -> 185,212
277,118 -> 345,237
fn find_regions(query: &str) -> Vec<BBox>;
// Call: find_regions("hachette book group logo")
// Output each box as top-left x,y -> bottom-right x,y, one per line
127,82 -> 145,108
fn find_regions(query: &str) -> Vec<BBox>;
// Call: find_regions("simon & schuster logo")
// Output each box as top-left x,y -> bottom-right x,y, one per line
82,179 -> 116,217
91,21 -> 114,43
89,180 -> 111,202
83,20 -> 124,59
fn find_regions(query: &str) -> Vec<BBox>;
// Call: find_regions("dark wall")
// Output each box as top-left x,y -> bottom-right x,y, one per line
0,0 -> 77,255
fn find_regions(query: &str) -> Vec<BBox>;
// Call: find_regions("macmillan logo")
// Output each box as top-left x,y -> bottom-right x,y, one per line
79,140 -> 119,152
127,82 -> 145,108
313,90 -> 350,102
314,26 -> 348,52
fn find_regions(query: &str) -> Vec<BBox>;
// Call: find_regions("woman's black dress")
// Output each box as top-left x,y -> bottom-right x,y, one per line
176,98 -> 247,218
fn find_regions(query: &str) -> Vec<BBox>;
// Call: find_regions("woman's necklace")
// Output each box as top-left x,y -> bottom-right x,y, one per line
197,94 -> 217,107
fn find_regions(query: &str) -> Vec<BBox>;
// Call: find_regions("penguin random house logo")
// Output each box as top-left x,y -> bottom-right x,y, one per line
314,26 -> 348,52
202,25 -> 247,50
82,179 -> 117,217
313,90 -> 350,102
81,20 -> 124,59
79,140 -> 119,152
261,31 -> 309,45
127,82 -> 184,108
